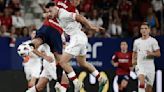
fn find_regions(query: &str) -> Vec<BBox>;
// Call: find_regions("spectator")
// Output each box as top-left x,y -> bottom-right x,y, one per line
12,9 -> 25,37
1,7 -> 12,29
0,25 -> 10,37
95,29 -> 111,38
151,0 -> 163,26
118,0 -> 132,18
79,0 -> 93,15
88,9 -> 103,27
108,9 -> 122,37
21,27 -> 29,37
12,9 -> 25,28
139,0 -> 151,20
118,0 -> 132,35
8,0 -> 21,11
131,0 -> 141,20
9,26 -> 17,47
0,0 -> 5,12
146,6 -> 159,36
10,26 -> 17,38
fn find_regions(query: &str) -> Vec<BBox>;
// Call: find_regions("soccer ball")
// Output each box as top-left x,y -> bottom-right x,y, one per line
17,43 -> 33,57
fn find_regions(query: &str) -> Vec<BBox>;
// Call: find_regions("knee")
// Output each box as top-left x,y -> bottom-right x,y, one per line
28,82 -> 35,88
36,84 -> 45,92
78,61 -> 88,67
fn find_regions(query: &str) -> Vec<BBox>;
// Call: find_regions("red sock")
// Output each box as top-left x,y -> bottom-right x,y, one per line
139,83 -> 145,88
61,83 -> 69,88
96,73 -> 100,79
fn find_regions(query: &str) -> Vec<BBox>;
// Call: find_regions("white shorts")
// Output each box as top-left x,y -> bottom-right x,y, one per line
135,65 -> 155,86
40,60 -> 57,80
64,32 -> 88,56
23,58 -> 42,80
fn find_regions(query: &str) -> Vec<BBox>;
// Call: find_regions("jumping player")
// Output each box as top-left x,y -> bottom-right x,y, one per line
45,2 -> 107,92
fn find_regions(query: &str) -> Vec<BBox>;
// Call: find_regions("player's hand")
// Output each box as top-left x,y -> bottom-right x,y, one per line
113,62 -> 119,67
90,25 -> 100,32
44,56 -> 53,63
146,51 -> 154,58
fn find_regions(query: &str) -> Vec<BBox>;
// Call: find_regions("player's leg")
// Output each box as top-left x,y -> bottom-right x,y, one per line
146,84 -> 153,92
31,38 -> 43,49
145,72 -> 155,92
26,77 -> 49,92
76,55 -> 107,92
46,26 -> 66,85
138,74 -> 146,92
113,75 -> 119,92
60,73 -> 69,92
59,52 -> 83,92
28,77 -> 38,88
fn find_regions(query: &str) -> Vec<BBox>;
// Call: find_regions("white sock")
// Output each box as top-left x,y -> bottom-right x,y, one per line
67,71 -> 78,84
60,86 -> 67,92
138,88 -> 145,92
26,86 -> 36,92
91,70 -> 99,78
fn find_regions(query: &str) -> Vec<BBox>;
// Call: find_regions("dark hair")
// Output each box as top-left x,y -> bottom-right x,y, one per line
45,2 -> 55,8
140,22 -> 151,28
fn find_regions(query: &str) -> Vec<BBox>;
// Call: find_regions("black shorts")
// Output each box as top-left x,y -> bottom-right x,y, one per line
35,25 -> 62,54
117,75 -> 129,84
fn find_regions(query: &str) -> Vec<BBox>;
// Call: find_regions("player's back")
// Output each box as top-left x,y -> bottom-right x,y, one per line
58,8 -> 82,35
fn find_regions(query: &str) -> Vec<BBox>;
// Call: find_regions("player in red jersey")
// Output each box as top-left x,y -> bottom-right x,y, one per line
112,41 -> 136,92
26,11 -> 70,92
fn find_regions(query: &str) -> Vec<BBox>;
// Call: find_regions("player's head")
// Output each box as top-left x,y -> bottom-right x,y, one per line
140,22 -> 151,36
45,2 -> 58,19
120,41 -> 128,53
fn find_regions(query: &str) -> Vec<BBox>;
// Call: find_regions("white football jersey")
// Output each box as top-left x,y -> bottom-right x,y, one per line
133,36 -> 160,70
38,43 -> 54,58
57,8 -> 82,35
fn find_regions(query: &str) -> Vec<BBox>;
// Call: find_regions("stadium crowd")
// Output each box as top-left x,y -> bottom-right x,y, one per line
0,0 -> 163,46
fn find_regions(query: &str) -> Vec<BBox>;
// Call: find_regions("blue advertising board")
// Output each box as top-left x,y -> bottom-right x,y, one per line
0,36 -> 164,70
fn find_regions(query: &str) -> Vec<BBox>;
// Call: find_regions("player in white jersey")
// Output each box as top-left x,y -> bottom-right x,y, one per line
25,42 -> 58,92
132,22 -> 161,92
26,33 -> 69,92
18,40 -> 42,88
45,2 -> 107,92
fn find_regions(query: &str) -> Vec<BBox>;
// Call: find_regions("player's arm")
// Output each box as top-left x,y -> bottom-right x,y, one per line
147,39 -> 161,57
132,51 -> 137,65
33,49 -> 54,62
147,49 -> 161,57
111,54 -> 118,67
75,14 -> 104,32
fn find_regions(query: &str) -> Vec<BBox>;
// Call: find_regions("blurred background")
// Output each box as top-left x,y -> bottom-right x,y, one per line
0,0 -> 164,92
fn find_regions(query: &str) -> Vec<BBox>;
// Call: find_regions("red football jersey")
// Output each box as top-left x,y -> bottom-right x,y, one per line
112,51 -> 132,75
53,0 -> 76,13
43,18 -> 63,34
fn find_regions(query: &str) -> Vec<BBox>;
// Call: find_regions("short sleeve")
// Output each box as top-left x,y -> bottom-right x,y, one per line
133,40 -> 137,52
59,9 -> 76,20
152,39 -> 160,51
112,53 -> 118,62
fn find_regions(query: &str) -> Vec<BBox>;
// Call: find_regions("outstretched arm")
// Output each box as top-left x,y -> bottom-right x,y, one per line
75,14 -> 104,32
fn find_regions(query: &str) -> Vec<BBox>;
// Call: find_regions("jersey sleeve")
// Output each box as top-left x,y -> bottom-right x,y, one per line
59,9 -> 76,20
37,44 -> 50,53
133,40 -> 137,52
112,53 -> 118,62
152,39 -> 160,51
